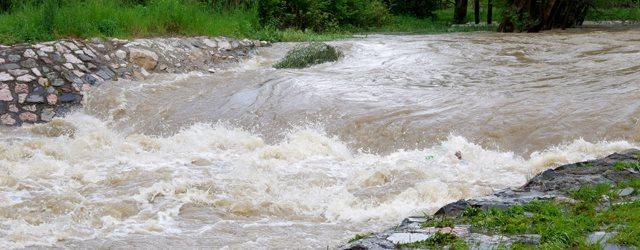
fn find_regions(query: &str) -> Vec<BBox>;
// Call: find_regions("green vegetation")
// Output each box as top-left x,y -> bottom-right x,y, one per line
613,160 -> 640,171
273,42 -> 342,69
398,232 -> 468,249
421,216 -> 455,228
418,179 -> 640,249
347,233 -> 372,243
0,0 -> 638,45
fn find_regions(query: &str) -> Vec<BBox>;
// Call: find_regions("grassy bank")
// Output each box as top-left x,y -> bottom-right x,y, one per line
0,0 -> 638,45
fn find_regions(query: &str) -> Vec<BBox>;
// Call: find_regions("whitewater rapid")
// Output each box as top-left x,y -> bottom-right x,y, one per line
1,28 -> 640,248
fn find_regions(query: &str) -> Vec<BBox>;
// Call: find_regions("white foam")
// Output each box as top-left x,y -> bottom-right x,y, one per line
0,115 -> 635,248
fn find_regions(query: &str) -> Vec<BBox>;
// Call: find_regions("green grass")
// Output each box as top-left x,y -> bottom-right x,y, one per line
1,0 -> 639,45
348,233 -> 372,243
0,0 -> 499,45
586,7 -> 640,21
613,160 -> 640,171
0,0 -> 261,44
421,217 -> 455,228
419,179 -> 640,249
398,232 -> 469,249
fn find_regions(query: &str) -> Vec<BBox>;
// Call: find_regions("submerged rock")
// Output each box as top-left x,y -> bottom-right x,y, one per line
274,42 -> 341,69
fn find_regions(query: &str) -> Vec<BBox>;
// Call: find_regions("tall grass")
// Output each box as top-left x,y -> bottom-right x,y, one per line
0,0 -> 261,44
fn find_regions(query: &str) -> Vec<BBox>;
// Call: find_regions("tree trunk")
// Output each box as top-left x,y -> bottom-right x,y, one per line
498,0 -> 593,32
487,0 -> 493,25
474,0 -> 480,24
453,0 -> 468,24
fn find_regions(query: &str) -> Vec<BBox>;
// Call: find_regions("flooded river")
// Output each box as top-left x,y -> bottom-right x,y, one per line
1,28 -> 639,249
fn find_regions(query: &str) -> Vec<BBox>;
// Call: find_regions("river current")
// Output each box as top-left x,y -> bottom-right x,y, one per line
1,28 -> 639,249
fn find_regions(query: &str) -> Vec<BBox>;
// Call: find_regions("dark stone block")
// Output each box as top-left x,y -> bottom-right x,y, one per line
20,58 -> 38,68
26,94 -> 45,103
78,54 -> 93,62
7,54 -> 21,62
0,63 -> 20,71
51,53 -> 64,63
59,93 -> 82,103
83,74 -> 99,85
51,78 -> 66,87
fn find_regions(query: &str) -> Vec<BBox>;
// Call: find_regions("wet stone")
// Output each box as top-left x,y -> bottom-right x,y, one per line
1,114 -> 16,125
38,78 -> 49,86
41,57 -> 53,64
618,188 -> 634,197
59,93 -> 82,103
41,108 -> 55,122
0,72 -> 14,81
51,53 -> 64,63
32,68 -> 42,77
64,53 -> 82,64
23,49 -> 36,58
78,54 -> 93,62
0,101 -> 5,113
387,233 -> 431,244
96,67 -> 116,80
0,84 -> 13,101
19,112 -> 38,122
18,93 -> 27,103
7,54 -> 21,62
55,43 -> 69,53
40,46 -> 54,53
17,74 -> 36,82
8,104 -> 18,112
23,105 -> 36,112
47,94 -> 58,105
36,50 -> 47,57
51,79 -> 65,88
15,83 -> 29,94
83,74 -> 99,85
0,58 -> 4,64
8,69 -> 29,76
26,94 -> 44,103
0,63 -> 20,71
21,58 -> 38,68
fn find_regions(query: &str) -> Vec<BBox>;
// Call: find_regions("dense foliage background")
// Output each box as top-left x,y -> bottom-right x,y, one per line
0,0 -> 637,44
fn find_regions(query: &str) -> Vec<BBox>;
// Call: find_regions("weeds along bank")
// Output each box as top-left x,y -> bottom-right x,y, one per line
0,0 -> 494,45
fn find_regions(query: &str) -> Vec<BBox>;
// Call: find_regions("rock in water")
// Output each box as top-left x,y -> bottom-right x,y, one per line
274,42 -> 341,69
128,48 -> 158,70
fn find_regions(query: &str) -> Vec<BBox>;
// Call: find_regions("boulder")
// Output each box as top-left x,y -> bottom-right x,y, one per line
129,48 -> 158,70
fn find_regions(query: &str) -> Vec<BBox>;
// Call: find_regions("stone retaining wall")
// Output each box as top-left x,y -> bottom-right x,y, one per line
0,37 -> 265,126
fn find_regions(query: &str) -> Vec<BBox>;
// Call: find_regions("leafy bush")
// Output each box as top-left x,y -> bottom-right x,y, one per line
257,0 -> 389,32
384,0 -> 443,19
274,42 -> 341,69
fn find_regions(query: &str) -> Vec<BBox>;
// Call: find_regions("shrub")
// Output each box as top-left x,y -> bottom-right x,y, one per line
274,42 -> 341,69
257,0 -> 389,32
384,0 -> 443,19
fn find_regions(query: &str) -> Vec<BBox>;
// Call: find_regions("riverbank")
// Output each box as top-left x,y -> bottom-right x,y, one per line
344,149 -> 640,249
0,36 -> 264,125
1,0 -> 638,45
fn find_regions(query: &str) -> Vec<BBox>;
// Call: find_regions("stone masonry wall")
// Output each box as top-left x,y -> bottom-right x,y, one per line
0,37 -> 266,126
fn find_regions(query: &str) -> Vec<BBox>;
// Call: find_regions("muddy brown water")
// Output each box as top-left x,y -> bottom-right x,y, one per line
0,28 -> 639,249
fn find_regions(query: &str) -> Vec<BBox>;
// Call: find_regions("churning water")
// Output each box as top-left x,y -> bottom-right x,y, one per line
1,28 -> 639,249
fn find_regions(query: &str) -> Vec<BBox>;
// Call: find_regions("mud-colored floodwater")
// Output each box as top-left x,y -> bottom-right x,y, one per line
1,28 -> 639,249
